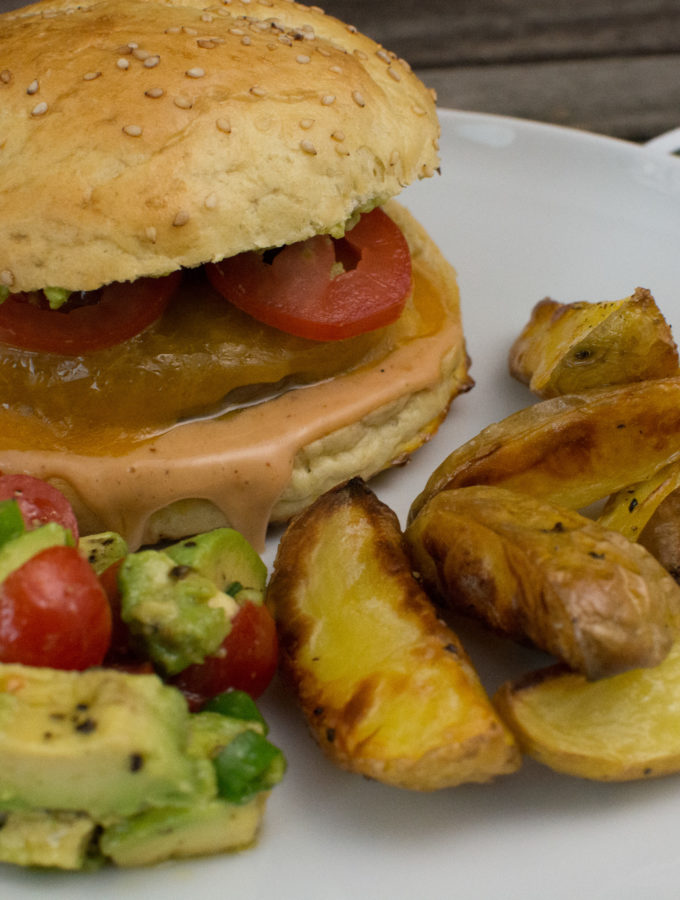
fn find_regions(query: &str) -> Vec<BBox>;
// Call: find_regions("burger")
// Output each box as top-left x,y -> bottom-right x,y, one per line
0,0 -> 471,550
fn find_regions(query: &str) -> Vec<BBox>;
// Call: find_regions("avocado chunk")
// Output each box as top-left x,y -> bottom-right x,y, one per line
99,703 -> 285,867
0,522 -> 73,583
0,809 -> 100,870
0,664 -> 214,820
118,549 -> 237,676
78,531 -> 128,575
99,796 -> 266,867
165,528 -> 267,594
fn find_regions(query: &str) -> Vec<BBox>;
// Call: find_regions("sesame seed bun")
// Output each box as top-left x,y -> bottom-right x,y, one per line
0,0 -> 440,293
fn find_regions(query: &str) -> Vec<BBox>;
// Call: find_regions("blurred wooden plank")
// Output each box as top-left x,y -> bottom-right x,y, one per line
321,0 -> 680,67
421,55 -> 680,141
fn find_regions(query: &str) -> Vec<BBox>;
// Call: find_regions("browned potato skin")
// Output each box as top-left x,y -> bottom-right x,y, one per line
638,487 -> 680,581
509,289 -> 679,398
494,639 -> 680,781
409,376 -> 680,523
267,478 -> 520,791
406,485 -> 680,680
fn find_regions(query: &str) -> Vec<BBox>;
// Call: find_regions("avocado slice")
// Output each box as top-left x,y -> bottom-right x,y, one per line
165,528 -> 267,594
99,704 -> 285,867
0,809 -> 99,870
117,549 -> 237,676
0,522 -> 73,583
78,531 -> 128,576
0,664 -> 214,820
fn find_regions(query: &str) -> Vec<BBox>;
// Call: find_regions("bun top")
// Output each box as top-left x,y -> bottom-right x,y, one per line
0,0 -> 440,292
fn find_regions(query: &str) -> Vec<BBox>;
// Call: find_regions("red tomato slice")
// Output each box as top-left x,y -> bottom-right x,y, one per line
171,601 -> 278,708
0,545 -> 112,670
0,474 -> 79,540
0,271 -> 182,354
206,207 -> 412,341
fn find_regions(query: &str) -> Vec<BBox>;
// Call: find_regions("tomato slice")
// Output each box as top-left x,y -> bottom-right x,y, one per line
171,601 -> 278,708
0,474 -> 79,540
0,545 -> 112,670
206,207 -> 412,341
0,272 -> 182,354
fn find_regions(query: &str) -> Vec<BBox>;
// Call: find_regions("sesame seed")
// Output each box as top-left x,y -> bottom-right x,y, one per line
186,67 -> 205,78
165,26 -> 181,33
174,95 -> 193,109
201,12 -> 214,21
316,47 -> 331,57
145,226 -> 157,242
144,56 -> 160,68
132,48 -> 151,60
182,26 -> 198,35
216,117 -> 232,133
31,101 -> 48,116
197,38 -> 217,48
122,124 -> 143,136
346,24 -> 357,33
278,34 -> 292,45
412,103 -> 426,116
83,71 -> 102,81
353,49 -> 367,60
145,86 -> 164,98
26,80 -> 39,95
173,210 -> 190,226
0,70 -> 12,85
241,36 -> 252,46
351,90 -> 365,107
320,94 -> 335,105
328,65 -> 342,74
127,41 -> 139,50
330,129 -> 345,141
0,270 -> 15,287
117,58 -> 130,70
229,27 -> 246,35
387,66 -> 401,82
376,49 -> 391,63
116,44 -> 133,53
296,54 -> 310,64
300,139 -> 317,155
250,85 -> 266,97
204,193 -> 218,209
299,117 -> 314,129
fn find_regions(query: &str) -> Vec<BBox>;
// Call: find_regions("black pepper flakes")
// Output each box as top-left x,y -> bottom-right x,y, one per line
129,753 -> 145,772
169,564 -> 193,580
75,717 -> 97,734
628,497 -> 639,513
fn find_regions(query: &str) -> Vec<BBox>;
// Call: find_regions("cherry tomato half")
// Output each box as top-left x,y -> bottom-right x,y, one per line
0,474 -> 79,540
0,545 -> 112,670
0,271 -> 182,354
171,601 -> 278,708
206,207 -> 412,341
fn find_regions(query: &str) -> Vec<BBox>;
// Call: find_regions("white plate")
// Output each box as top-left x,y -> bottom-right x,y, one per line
6,109 -> 680,899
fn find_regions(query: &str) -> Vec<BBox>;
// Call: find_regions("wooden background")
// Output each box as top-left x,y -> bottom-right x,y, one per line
2,0 -> 680,141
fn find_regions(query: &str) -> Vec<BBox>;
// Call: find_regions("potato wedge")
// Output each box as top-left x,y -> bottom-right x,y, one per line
638,487 -> 680,580
509,289 -> 678,398
405,485 -> 680,679
494,639 -> 680,781
267,478 -> 520,790
409,376 -> 680,522
598,458 -> 680,542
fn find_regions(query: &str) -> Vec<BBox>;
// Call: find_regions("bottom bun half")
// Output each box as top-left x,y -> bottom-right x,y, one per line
0,202 -> 471,550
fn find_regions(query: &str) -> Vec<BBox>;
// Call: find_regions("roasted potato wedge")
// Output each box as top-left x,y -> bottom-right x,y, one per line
267,478 -> 520,790
494,638 -> 680,781
406,485 -> 680,679
409,376 -> 680,522
509,288 -> 678,398
598,458 -> 680,542
638,487 -> 680,580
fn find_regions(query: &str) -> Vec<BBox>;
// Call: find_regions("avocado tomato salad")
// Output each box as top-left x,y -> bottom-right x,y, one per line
0,475 -> 285,870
